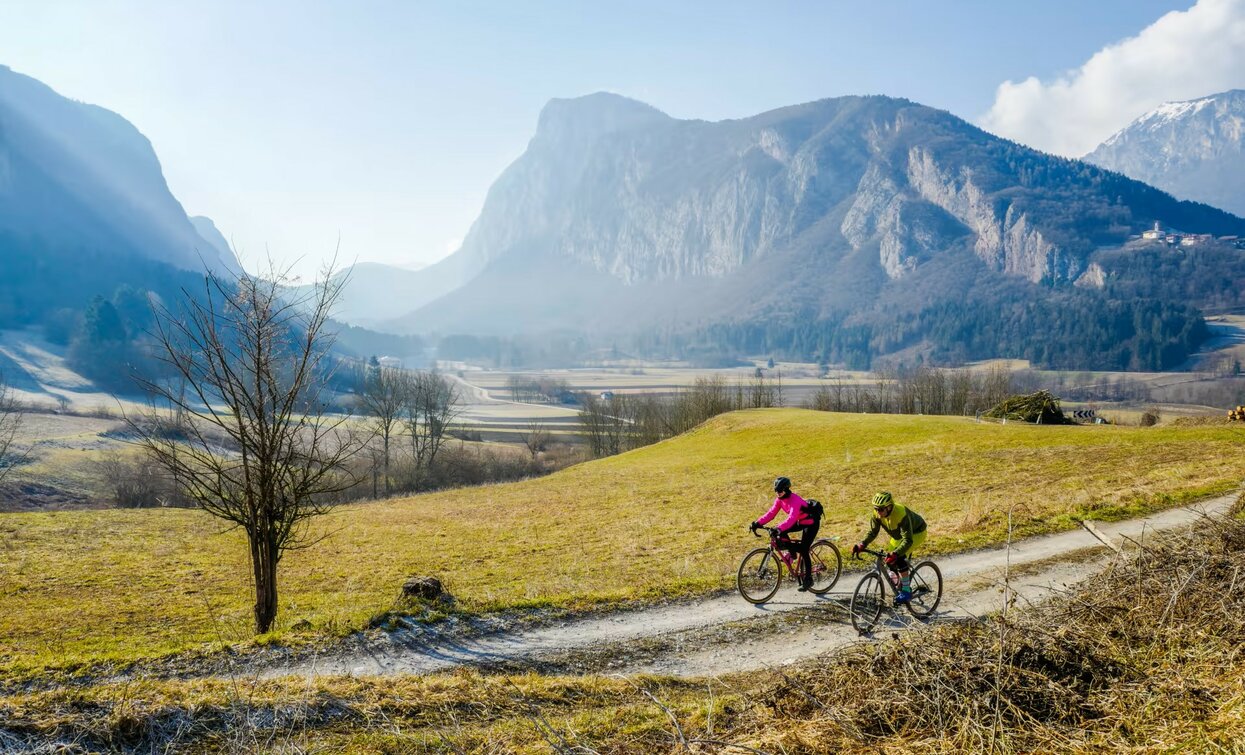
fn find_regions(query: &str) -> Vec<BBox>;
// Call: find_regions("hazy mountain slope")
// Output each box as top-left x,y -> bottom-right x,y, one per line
188,216 -> 238,272
1085,90 -> 1245,217
387,93 -> 1244,370
0,65 -> 238,274
324,261 -> 448,327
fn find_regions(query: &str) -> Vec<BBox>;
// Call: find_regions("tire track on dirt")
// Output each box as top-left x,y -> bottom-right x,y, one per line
269,493 -> 1235,679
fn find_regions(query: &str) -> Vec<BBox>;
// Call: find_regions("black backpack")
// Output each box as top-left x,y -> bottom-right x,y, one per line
806,498 -> 824,521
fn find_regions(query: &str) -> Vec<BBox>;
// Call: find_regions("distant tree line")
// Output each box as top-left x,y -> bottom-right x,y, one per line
804,366 -> 1014,416
506,375 -> 572,403
631,292 -> 1206,373
578,373 -> 783,458
354,364 -> 462,496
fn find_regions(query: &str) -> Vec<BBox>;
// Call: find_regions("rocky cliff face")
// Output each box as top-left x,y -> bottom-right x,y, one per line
905,148 -> 1072,284
1085,90 -> 1245,217
389,92 -> 1245,357
0,65 -> 239,274
445,93 -> 1238,299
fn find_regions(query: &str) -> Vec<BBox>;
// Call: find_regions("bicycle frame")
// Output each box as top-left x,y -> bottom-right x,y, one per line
759,528 -> 804,576
856,548 -> 902,595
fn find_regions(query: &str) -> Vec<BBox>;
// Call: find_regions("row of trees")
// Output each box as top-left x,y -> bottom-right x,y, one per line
804,367 -> 1016,416
578,373 -> 784,457
356,365 -> 461,496
505,375 -> 572,403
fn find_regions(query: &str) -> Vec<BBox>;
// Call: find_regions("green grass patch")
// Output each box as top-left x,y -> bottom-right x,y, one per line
2,408 -> 1244,677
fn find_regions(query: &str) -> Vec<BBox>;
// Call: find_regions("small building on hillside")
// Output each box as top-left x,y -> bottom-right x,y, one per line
1142,221 -> 1163,240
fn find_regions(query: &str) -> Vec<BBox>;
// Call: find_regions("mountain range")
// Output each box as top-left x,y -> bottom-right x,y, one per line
0,64 -> 239,274
5,62 -> 1245,372
1085,90 -> 1245,219
381,93 -> 1245,369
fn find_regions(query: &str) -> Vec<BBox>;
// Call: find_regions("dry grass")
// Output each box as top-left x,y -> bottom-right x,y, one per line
2,409 -> 1245,680
728,512 -> 1245,753
3,515 -> 1244,753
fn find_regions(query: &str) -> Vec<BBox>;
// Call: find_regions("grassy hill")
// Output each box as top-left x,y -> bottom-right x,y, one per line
2,408 -> 1244,677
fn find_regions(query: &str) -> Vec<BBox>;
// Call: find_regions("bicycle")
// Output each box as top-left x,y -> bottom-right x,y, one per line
848,548 -> 943,634
736,527 -> 842,604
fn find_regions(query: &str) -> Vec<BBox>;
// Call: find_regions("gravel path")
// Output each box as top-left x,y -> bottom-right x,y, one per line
270,493 -> 1234,679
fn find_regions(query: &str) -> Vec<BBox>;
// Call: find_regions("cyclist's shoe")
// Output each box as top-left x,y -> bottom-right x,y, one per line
797,579 -> 813,592
893,588 -> 913,605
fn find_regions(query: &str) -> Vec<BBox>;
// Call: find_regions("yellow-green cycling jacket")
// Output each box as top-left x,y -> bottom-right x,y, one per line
861,503 -> 927,557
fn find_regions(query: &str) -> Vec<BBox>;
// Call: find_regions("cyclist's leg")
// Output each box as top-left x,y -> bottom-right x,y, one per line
799,520 -> 819,584
889,532 -> 926,599
786,523 -> 816,586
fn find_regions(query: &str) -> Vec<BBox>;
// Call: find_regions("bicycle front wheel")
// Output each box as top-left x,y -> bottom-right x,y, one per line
905,560 -> 943,619
737,548 -> 782,604
849,572 -> 885,634
806,540 -> 842,595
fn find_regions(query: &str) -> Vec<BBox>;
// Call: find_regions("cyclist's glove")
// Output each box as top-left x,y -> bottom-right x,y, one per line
884,552 -> 900,568
851,542 -> 864,557
749,521 -> 761,534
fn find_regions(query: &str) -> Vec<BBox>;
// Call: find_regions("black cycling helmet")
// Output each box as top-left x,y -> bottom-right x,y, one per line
773,476 -> 792,494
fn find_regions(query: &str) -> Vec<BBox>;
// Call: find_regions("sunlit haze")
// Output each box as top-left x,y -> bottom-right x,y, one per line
0,0 -> 1224,279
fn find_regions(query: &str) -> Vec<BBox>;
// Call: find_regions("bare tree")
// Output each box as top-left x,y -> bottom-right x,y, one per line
404,371 -> 461,484
577,392 -> 631,457
91,450 -> 185,508
522,421 -> 549,460
0,373 -> 28,485
127,263 -> 365,634
358,366 -> 413,496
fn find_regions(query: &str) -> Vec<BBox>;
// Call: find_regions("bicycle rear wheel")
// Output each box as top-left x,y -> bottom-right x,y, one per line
806,540 -> 842,595
737,548 -> 782,604
905,561 -> 943,619
849,572 -> 885,634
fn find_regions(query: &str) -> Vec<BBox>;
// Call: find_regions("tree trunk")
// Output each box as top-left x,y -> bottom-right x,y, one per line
383,430 -> 390,496
250,530 -> 280,634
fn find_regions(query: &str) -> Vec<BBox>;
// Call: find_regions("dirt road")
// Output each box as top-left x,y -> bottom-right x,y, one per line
269,493 -> 1234,680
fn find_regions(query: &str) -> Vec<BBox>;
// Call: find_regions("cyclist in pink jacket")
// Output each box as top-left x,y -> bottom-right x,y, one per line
750,476 -> 820,590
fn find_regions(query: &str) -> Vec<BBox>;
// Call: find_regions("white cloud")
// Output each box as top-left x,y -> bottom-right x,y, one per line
980,0 -> 1245,157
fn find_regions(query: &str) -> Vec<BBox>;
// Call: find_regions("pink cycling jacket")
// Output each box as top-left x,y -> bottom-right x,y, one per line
756,492 -> 814,533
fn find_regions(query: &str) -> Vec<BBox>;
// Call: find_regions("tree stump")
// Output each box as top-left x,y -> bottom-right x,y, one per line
401,576 -> 445,601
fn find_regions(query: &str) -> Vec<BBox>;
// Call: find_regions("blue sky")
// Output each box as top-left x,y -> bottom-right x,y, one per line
0,0 -> 1231,278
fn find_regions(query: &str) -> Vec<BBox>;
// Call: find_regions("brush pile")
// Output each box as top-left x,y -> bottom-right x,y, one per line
743,513 -> 1245,752
985,390 -> 1068,424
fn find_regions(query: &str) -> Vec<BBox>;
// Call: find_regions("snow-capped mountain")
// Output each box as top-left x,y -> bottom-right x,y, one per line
1085,90 -> 1245,217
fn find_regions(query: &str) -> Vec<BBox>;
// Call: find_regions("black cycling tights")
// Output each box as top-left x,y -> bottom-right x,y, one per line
780,521 -> 820,584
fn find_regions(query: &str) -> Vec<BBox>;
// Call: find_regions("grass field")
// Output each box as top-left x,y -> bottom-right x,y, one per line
2,408 -> 1245,679
6,517 -> 1245,753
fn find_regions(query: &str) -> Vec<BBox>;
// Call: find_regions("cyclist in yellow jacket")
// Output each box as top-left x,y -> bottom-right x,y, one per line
851,491 -> 927,604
